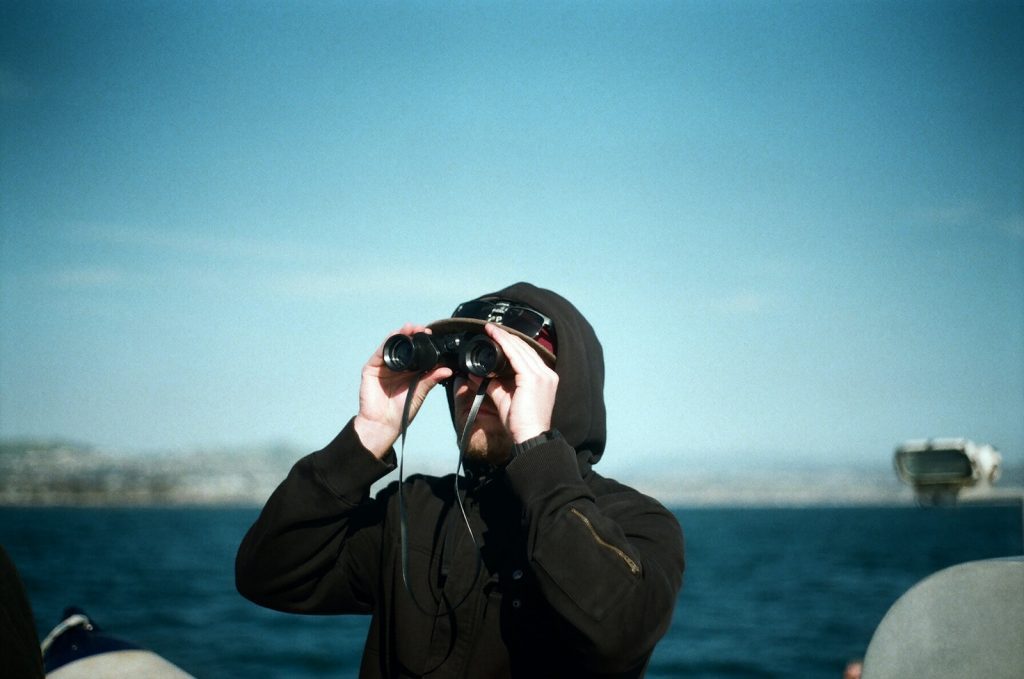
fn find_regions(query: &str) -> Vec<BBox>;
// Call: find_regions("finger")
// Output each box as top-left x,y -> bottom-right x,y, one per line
483,377 -> 514,417
409,366 -> 453,412
483,323 -> 536,366
484,323 -> 546,375
421,365 -> 454,387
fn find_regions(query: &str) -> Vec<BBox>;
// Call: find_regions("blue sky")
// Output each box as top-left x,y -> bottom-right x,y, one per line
2,1 -> 1022,479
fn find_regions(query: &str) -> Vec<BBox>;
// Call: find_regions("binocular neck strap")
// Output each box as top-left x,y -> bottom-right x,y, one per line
457,377 -> 491,456
397,373 -> 488,617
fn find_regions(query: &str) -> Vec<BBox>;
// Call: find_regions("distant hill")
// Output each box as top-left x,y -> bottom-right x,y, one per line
2,439 -> 1021,508
0,439 -> 297,506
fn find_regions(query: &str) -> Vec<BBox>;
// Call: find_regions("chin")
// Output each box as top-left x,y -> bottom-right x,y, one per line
460,427 -> 513,465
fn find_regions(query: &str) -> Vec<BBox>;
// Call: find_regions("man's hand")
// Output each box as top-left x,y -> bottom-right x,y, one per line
353,324 -> 453,459
482,323 -> 559,443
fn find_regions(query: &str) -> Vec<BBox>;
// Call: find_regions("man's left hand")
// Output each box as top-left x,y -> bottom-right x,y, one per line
482,323 -> 559,443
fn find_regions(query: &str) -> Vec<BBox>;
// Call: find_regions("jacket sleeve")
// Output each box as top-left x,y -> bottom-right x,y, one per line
504,433 -> 685,673
234,419 -> 395,614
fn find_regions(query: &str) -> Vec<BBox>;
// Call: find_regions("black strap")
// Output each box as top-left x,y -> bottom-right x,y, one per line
398,374 -> 487,617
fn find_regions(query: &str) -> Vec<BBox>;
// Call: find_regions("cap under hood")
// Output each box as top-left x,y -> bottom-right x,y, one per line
436,282 -> 607,466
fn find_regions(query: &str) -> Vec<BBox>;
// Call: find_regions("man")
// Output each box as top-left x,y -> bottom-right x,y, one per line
236,282 -> 684,677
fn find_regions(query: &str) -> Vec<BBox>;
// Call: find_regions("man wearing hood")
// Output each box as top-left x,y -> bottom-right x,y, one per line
236,283 -> 684,678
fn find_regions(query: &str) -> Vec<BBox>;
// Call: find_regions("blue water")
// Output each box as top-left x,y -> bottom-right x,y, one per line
1,505 -> 1020,678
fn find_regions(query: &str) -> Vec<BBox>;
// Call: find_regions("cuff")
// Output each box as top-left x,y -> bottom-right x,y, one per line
506,428 -> 560,466
309,418 -> 396,500
504,430 -> 592,507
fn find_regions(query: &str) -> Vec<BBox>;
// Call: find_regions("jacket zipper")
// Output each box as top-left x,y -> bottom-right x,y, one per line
569,507 -> 641,575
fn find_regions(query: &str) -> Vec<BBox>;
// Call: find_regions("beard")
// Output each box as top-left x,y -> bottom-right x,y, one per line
454,399 -> 514,466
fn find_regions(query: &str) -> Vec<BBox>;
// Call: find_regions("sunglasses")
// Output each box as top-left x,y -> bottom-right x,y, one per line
451,299 -> 557,354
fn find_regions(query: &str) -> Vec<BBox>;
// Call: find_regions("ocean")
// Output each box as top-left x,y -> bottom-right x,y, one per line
1,505 -> 1020,678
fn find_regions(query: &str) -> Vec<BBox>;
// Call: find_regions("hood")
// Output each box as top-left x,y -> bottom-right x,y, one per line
449,282 -> 607,465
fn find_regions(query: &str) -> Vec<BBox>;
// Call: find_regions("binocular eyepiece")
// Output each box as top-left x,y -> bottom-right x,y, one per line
383,332 -> 506,378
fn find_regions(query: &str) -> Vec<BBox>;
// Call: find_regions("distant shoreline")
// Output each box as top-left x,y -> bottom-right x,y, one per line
3,440 -> 1021,510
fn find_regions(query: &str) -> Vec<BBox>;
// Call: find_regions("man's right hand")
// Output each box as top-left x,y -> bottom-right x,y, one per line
352,324 -> 453,459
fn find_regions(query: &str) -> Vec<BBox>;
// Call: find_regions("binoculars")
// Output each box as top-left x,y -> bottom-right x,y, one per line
383,332 -> 506,378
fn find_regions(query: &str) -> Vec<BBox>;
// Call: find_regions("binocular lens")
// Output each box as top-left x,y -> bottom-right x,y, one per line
461,337 -> 503,376
383,335 -> 416,372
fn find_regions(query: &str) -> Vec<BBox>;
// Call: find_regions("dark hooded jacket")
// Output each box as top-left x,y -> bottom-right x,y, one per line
236,283 -> 685,678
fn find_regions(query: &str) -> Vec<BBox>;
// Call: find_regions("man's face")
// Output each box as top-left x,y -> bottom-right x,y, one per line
451,373 -> 514,465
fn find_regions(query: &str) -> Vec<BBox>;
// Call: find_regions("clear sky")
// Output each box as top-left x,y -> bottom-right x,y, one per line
2,1 -> 1022,480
